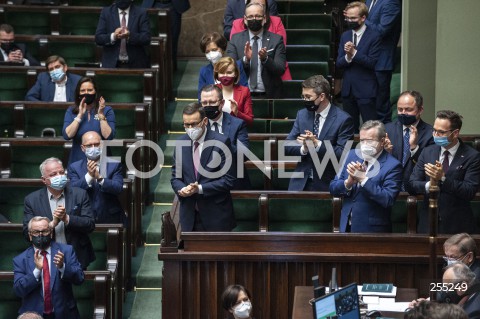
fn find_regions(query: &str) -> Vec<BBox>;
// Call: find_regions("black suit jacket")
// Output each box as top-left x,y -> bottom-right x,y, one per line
0,43 -> 40,66
226,30 -> 286,98
23,186 -> 96,269
408,140 -> 480,234
385,119 -> 434,185
95,4 -> 151,68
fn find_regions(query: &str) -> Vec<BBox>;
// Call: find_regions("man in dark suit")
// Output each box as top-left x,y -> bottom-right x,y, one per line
223,0 -> 278,39
408,110 -> 480,234
337,1 -> 381,133
200,84 -> 250,190
95,0 -> 151,68
171,103 -> 236,231
384,90 -> 434,189
330,120 -> 402,232
142,0 -> 190,70
0,24 -> 39,66
226,2 -> 286,98
25,55 -> 81,102
285,75 -> 354,191
23,157 -> 95,269
365,0 -> 401,124
14,216 -> 84,319
442,263 -> 480,318
68,131 -> 125,224
443,233 -> 480,279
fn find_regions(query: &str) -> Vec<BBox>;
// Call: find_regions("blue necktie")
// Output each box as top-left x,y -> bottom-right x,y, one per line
402,128 -> 410,166
313,113 -> 320,137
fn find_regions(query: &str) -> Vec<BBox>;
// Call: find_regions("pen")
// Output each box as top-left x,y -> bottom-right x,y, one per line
266,48 -> 274,52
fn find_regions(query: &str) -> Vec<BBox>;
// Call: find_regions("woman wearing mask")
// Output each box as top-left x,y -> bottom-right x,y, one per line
198,32 -> 248,99
230,0 -> 292,80
62,76 -> 116,165
214,56 -> 254,126
222,285 -> 254,319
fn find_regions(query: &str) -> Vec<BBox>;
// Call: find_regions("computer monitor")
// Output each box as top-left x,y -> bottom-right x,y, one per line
313,283 -> 361,319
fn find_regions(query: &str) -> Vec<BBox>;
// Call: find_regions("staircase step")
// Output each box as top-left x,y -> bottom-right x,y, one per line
144,205 -> 170,244
123,289 -> 162,319
153,167 -> 175,203
133,245 -> 163,288
174,59 -> 205,99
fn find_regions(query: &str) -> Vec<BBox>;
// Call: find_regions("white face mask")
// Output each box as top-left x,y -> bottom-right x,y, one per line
360,144 -> 378,158
233,301 -> 252,319
186,126 -> 203,141
206,51 -> 222,64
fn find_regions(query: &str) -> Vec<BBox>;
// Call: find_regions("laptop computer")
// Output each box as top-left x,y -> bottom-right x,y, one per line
313,283 -> 361,319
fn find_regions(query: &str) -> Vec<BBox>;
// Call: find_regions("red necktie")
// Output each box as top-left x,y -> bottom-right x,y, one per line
442,150 -> 450,173
193,141 -> 200,178
41,250 -> 53,314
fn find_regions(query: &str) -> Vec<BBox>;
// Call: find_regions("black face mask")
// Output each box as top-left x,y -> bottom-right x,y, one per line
80,93 -> 96,105
116,0 -> 132,10
247,19 -> 263,32
203,106 -> 221,120
0,42 -> 17,54
304,100 -> 318,112
397,114 -> 417,126
31,235 -> 52,250
345,21 -> 360,30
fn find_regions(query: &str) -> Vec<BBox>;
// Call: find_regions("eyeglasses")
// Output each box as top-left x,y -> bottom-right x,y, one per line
344,16 -> 361,22
300,94 -> 319,101
359,139 -> 380,146
443,252 -> 469,263
200,99 -> 221,107
245,15 -> 264,20
432,129 -> 453,136
30,230 -> 51,236
183,120 -> 203,128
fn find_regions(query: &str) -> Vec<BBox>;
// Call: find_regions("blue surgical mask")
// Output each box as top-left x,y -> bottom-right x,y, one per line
49,174 -> 68,190
434,136 -> 450,147
50,68 -> 65,82
85,146 -> 102,161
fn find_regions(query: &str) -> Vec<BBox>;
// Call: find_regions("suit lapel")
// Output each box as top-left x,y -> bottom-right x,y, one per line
221,113 -> 230,137
318,106 -> 336,140
392,121 -> 403,160
113,6 -> 121,28
200,130 -> 214,174
182,138 -> 195,181
48,80 -> 56,101
448,142 -> 467,174
49,243 -> 58,290
127,6 -> 135,29
64,186 -> 72,213
262,31 -> 271,50
40,188 -> 53,219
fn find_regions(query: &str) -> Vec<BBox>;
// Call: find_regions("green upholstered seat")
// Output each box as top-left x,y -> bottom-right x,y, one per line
252,99 -> 270,118
281,14 -> 332,29
249,140 -> 266,161
391,198 -> 408,233
272,99 -> 303,119
0,277 -> 21,319
288,62 -> 329,80
282,80 -> 302,99
472,201 -> 480,232
0,108 -> 14,138
67,0 -> 112,5
0,229 -> 30,271
272,167 -> 294,190
286,29 -> 331,45
60,13 -> 101,35
251,119 -> 268,133
270,119 -> 294,134
0,186 -> 38,224
49,42 -> 97,67
0,72 -> 29,101
268,198 -> 332,232
277,1 -> 326,14
74,280 -> 95,319
24,108 -> 66,137
246,166 -> 270,190
11,145 -> 64,178
114,109 -> 136,139
5,11 -> 50,35
232,198 -> 259,231
88,232 -> 107,271
287,45 -> 330,62
96,75 -> 144,103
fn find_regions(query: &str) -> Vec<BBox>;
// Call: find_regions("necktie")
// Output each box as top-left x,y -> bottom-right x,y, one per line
442,150 -> 450,173
193,141 -> 200,178
41,250 -> 53,314
402,128 -> 410,165
353,33 -> 357,47
119,11 -> 128,61
369,0 -> 377,11
313,113 -> 320,137
250,36 -> 259,89
212,122 -> 219,133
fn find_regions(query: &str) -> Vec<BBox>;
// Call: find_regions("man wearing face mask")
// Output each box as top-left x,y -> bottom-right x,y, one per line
95,0 -> 151,68
337,1 -> 381,133
408,110 -> 480,234
330,120 -> 402,232
226,2 -> 286,98
443,233 -> 480,279
171,103 -> 236,231
285,75 -> 354,191
384,90 -> 434,189
23,157 -> 95,269
0,24 -> 39,66
13,216 -> 84,319
200,85 -> 250,190
25,55 -> 81,102
68,131 -> 125,224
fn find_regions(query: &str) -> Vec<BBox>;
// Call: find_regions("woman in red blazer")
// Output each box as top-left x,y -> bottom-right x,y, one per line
230,0 -> 292,80
214,57 -> 254,126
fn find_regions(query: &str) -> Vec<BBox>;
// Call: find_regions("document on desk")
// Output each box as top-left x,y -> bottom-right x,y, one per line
367,301 -> 410,313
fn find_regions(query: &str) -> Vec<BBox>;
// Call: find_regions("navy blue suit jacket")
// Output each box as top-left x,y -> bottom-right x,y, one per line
330,150 -> 402,232
336,27 -> 381,98
286,105 -> 354,191
385,119 -> 434,185
171,129 -> 236,231
142,0 -> 190,12
13,242 -> 84,318
68,159 -> 125,225
25,72 -> 81,102
227,30 -> 286,98
0,43 -> 40,66
365,0 -> 401,71
463,288 -> 480,319
95,4 -> 151,68
223,0 -> 278,39
408,141 -> 480,234
23,186 -> 95,269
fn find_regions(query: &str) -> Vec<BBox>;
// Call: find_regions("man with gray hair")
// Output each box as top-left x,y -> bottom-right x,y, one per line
23,157 -> 95,269
18,311 -> 43,319
443,233 -> 480,279
329,120 -> 402,232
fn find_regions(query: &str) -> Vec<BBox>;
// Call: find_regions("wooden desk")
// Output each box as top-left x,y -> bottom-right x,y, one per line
292,286 -> 418,319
